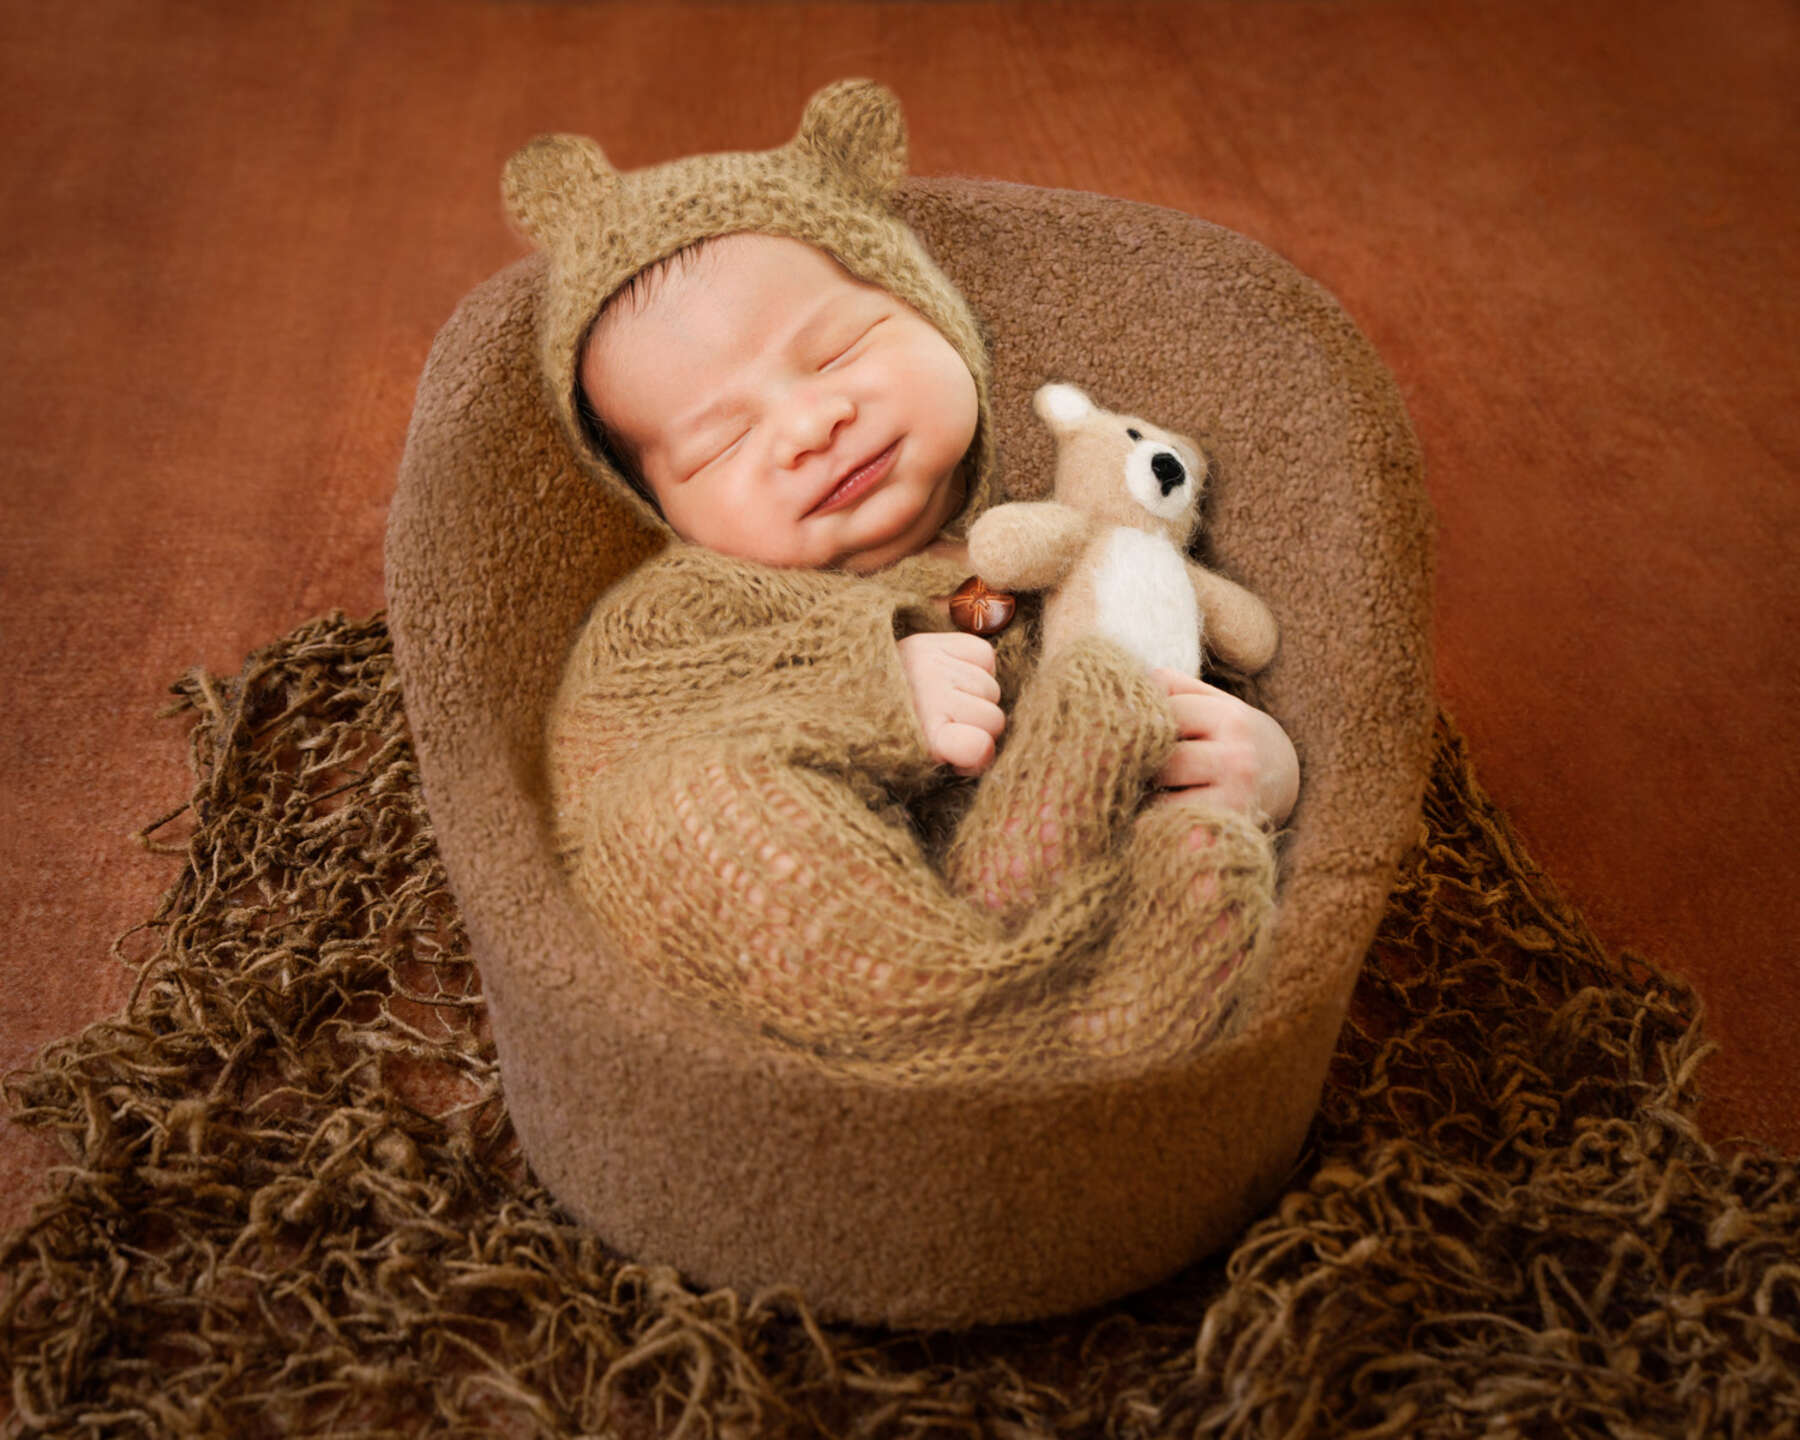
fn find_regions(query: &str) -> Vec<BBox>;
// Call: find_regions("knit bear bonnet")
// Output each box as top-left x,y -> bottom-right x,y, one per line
501,79 -> 995,534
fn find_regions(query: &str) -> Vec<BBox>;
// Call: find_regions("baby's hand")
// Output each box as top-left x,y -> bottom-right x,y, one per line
1152,669 -> 1299,825
898,632 -> 1005,776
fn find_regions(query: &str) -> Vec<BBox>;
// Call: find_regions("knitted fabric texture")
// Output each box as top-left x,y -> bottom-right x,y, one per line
546,545 -> 1276,1073
501,78 -> 994,532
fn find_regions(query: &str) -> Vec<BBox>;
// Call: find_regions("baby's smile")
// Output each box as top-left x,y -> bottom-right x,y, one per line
807,438 -> 901,517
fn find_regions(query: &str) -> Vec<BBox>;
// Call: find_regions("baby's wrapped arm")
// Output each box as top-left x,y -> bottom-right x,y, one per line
942,636 -> 1181,924
547,546 -> 945,828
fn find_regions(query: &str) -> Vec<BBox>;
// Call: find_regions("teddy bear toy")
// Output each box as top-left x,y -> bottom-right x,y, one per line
967,382 -> 1279,678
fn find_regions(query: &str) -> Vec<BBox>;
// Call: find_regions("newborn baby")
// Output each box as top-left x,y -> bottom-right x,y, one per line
516,81 -> 1297,1069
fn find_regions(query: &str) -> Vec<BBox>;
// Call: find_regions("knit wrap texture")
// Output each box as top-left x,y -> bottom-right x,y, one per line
501,78 -> 994,532
545,546 -> 1276,1075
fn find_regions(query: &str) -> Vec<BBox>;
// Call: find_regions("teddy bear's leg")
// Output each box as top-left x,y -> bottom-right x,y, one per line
1059,799 -> 1276,1061
564,739 -> 1112,1061
942,637 -> 1176,926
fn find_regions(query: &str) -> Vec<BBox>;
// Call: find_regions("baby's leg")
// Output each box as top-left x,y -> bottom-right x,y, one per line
942,638 -> 1176,925
557,662 -> 1269,1074
1060,797 -> 1276,1062
562,741 -> 1108,1062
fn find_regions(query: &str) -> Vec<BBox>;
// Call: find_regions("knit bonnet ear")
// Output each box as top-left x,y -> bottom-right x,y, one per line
501,134 -> 620,259
794,78 -> 907,197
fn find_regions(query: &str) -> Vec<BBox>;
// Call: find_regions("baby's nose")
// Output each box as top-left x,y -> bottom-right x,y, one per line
777,386 -> 856,463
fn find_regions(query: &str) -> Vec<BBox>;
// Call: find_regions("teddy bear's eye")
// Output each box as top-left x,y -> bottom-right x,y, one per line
1126,428 -> 1142,441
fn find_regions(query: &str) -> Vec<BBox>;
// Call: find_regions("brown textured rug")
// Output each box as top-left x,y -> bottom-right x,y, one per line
3,614 -> 1797,1438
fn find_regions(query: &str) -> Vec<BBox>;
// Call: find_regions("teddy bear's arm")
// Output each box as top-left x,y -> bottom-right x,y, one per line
966,501 -> 1094,591
1186,560 -> 1280,674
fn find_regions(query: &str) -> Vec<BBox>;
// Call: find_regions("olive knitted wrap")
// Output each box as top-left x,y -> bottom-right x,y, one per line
545,545 -> 1276,1076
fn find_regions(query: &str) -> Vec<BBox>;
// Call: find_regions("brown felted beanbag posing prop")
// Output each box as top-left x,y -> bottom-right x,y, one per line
385,86 -> 1432,1327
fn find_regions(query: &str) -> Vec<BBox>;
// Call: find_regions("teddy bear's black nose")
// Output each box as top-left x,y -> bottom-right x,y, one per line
1152,451 -> 1186,496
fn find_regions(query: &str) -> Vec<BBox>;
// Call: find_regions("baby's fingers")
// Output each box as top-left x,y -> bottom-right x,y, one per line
945,655 -> 1002,705
1157,739 -> 1259,812
936,690 -> 1004,774
936,719 -> 999,777
1151,670 -> 1301,825
898,631 -> 1005,773
1165,690 -> 1253,744
934,630 -> 999,671
904,630 -> 997,681
1151,667 -> 1222,700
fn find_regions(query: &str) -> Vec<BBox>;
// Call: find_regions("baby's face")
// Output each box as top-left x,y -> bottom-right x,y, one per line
580,233 -> 979,573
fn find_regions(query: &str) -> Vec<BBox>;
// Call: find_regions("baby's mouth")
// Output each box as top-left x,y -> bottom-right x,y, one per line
808,440 -> 900,516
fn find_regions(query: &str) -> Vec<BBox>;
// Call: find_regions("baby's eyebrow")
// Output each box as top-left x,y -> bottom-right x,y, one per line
789,299 -> 862,353
667,373 -> 764,456
673,394 -> 739,441
663,396 -> 756,479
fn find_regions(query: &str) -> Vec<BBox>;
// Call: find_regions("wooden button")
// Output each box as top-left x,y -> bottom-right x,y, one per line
947,575 -> 1017,636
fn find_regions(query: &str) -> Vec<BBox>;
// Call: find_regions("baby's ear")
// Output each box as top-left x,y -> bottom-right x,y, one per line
501,134 -> 620,255
794,78 -> 908,196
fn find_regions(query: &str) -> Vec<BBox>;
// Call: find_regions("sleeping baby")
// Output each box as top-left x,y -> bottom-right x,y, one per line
510,80 -> 1299,1072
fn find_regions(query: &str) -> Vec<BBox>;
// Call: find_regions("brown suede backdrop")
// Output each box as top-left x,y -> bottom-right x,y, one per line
3,0 -> 1795,1244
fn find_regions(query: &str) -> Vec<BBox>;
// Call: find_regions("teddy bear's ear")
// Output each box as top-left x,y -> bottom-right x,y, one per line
1033,382 -> 1096,433
501,133 -> 620,256
794,78 -> 908,196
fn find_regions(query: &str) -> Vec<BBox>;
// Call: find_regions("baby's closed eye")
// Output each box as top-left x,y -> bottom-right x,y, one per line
691,428 -> 751,476
820,316 -> 885,369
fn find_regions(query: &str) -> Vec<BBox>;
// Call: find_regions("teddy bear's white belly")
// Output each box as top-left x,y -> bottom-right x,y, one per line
1091,528 -> 1201,675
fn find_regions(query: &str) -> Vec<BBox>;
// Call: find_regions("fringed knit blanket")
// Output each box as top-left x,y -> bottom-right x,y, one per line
4,613 -> 1797,1438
